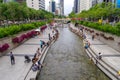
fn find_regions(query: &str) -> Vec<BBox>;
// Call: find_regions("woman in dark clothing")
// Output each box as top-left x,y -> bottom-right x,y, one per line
10,52 -> 15,65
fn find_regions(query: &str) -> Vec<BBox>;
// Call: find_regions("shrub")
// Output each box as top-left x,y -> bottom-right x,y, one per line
0,21 -> 46,39
40,25 -> 47,31
0,28 -> 9,38
31,31 -> 37,36
78,21 -> 120,36
7,25 -> 21,35
0,43 -> 9,52
0,45 -> 2,52
26,32 -> 33,38
18,36 -> 24,43
21,34 -> 28,39
12,37 -> 19,43
116,22 -> 120,30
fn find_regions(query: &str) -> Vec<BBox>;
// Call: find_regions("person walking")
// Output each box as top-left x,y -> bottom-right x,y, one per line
10,52 -> 15,65
92,35 -> 95,40
98,52 -> 102,60
48,33 -> 51,41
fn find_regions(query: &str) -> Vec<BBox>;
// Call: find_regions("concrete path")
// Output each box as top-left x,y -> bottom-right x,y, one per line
0,27 -> 54,80
70,23 -> 120,80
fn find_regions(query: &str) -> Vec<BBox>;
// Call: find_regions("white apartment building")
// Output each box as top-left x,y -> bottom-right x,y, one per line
26,0 -> 45,10
80,0 -> 92,12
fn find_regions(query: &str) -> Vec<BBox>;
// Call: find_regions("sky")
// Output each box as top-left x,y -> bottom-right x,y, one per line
45,0 -> 74,16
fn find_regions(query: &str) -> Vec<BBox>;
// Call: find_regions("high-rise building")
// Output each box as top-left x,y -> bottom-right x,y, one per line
73,0 -> 80,13
79,0 -> 92,12
49,0 -> 56,14
59,0 -> 64,15
73,0 -> 92,13
116,0 -> 120,8
26,0 -> 45,10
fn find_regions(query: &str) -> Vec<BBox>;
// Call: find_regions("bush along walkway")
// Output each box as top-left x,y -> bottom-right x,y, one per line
77,21 -> 120,36
0,23 -> 47,56
0,24 -> 59,80
69,23 -> 120,80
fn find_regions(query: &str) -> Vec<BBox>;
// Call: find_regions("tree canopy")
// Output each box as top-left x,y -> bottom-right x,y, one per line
0,2 -> 54,21
69,2 -> 120,22
0,0 -> 2,3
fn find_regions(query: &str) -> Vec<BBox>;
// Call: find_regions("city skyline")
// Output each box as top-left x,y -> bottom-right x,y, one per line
45,0 -> 74,16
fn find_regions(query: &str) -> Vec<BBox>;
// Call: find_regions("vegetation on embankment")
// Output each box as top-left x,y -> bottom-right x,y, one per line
76,21 -> 120,36
0,21 -> 46,38
69,2 -> 120,36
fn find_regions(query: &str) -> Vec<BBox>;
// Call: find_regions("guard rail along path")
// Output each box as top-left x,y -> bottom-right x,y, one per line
69,23 -> 120,80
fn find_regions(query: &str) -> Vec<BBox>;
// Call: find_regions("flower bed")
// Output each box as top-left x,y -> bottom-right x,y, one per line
40,25 -> 47,32
40,25 -> 47,31
12,30 -> 37,43
0,43 -> 9,52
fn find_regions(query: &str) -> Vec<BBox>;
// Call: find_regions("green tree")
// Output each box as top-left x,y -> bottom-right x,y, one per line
0,0 -> 2,3
69,12 -> 76,18
0,1 -> 54,25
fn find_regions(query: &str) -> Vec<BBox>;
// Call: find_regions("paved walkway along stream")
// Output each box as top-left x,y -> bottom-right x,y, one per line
0,27 -> 54,80
37,24 -> 109,80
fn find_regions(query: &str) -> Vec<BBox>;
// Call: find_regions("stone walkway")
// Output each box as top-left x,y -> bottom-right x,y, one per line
70,23 -> 120,80
0,27 -> 54,80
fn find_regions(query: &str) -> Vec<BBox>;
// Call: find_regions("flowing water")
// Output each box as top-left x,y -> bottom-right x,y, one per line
37,24 -> 110,80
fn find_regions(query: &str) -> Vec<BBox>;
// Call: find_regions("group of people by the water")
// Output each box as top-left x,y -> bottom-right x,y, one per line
31,24 -> 59,71
9,23 -> 59,72
74,24 -> 102,61
31,48 -> 42,71
78,25 -> 90,49
48,28 -> 59,41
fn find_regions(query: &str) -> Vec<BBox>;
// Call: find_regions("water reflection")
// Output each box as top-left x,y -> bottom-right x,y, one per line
37,26 -> 110,80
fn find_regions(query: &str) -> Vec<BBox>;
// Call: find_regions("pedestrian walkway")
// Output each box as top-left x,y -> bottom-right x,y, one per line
0,27 -> 55,80
69,23 -> 120,80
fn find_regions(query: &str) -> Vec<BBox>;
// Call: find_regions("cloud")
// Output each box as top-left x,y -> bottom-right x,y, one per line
64,0 -> 74,15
